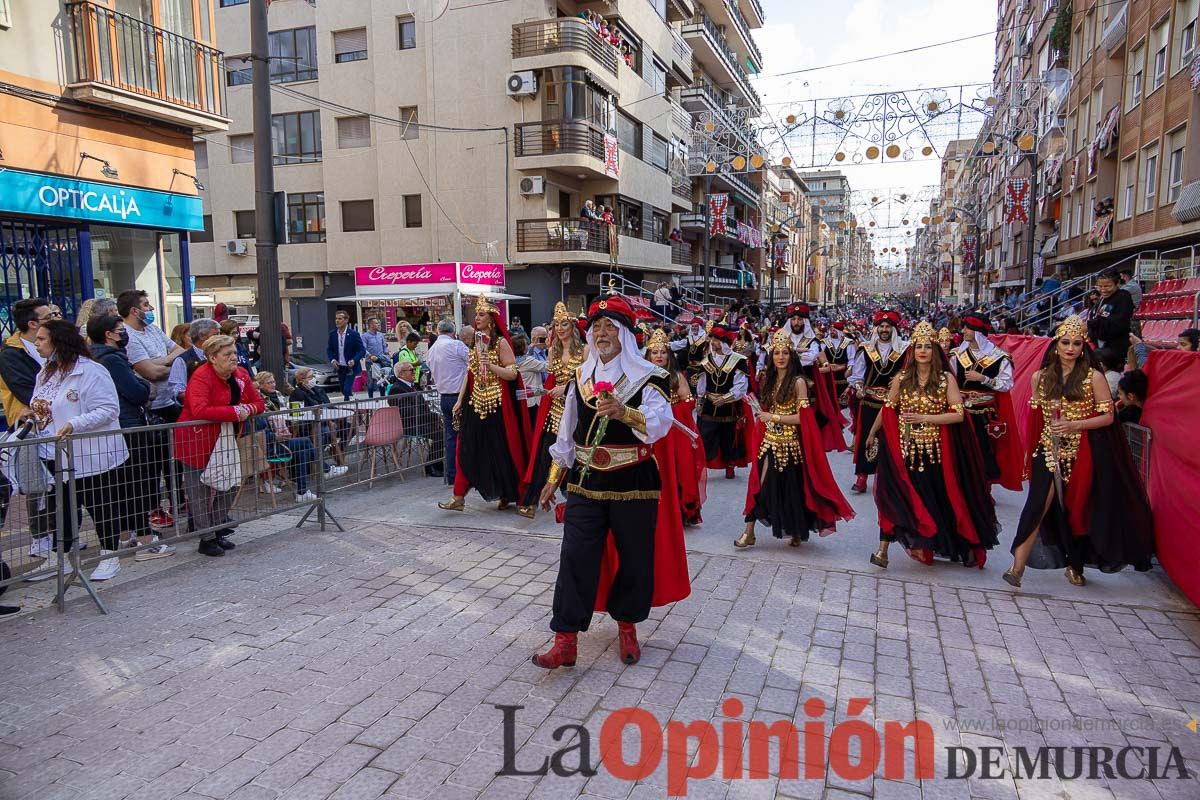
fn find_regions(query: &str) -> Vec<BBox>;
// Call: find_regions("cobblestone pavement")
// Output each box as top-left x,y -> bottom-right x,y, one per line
2,459 -> 1199,799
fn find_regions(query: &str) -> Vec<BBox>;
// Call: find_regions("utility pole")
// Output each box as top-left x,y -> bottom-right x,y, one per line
1022,150 -> 1039,296
251,0 -> 284,380
701,175 -> 713,305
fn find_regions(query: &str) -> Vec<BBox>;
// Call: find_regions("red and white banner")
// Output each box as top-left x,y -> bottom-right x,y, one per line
603,134 -> 620,179
961,235 -> 977,269
1004,178 -> 1030,224
772,241 -> 788,269
709,194 -> 729,236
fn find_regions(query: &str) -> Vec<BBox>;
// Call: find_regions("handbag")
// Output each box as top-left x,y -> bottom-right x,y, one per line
201,423 -> 242,492
0,422 -> 51,496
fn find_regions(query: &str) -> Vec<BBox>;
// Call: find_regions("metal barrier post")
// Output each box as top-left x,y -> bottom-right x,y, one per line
167,430 -> 181,540
53,438 -> 65,613
53,439 -> 107,615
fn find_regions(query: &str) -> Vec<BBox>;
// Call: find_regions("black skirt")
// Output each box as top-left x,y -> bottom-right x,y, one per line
521,427 -> 556,507
744,453 -> 822,541
458,402 -> 520,502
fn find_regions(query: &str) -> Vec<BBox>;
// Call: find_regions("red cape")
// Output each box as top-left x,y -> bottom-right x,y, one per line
991,391 -> 1025,491
453,370 -> 531,496
742,406 -> 855,530
810,367 -> 848,452
594,430 -> 692,610
669,398 -> 707,523
519,373 -> 559,500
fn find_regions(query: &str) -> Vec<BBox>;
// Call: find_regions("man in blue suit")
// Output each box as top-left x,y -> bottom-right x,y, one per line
327,310 -> 365,401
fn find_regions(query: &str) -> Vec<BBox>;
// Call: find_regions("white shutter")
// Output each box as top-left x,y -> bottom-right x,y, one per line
334,28 -> 368,58
337,116 -> 371,149
229,134 -> 254,164
194,140 -> 209,170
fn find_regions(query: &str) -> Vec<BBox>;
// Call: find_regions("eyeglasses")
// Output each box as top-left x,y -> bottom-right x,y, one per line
35,312 -> 62,323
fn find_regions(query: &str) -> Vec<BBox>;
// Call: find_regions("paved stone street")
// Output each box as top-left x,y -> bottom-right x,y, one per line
1,451 -> 1199,800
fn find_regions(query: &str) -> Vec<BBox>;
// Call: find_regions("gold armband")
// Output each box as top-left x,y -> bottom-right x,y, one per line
950,403 -> 965,415
621,407 -> 647,434
1094,400 -> 1114,414
547,462 -> 566,485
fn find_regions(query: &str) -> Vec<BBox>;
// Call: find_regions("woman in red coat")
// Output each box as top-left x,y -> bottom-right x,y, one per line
174,334 -> 265,557
646,328 -> 706,525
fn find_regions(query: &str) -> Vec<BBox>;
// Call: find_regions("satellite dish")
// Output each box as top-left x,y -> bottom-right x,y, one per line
408,0 -> 450,23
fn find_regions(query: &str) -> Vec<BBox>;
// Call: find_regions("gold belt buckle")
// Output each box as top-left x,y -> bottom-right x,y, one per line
576,445 -> 649,472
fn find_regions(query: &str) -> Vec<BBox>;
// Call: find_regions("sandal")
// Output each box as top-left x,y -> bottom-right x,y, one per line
516,506 -> 536,519
1065,567 -> 1086,587
788,536 -> 801,547
1002,567 -> 1023,588
734,531 -> 756,549
438,496 -> 465,511
869,551 -> 888,569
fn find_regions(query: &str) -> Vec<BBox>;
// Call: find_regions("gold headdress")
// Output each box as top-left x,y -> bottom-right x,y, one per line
937,327 -> 952,347
1054,315 -> 1088,340
552,301 -> 572,323
771,328 -> 792,352
647,328 -> 670,350
474,294 -> 499,315
910,321 -> 936,346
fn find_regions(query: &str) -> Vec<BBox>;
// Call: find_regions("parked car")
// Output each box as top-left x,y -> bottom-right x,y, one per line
229,314 -> 260,336
285,352 -> 340,392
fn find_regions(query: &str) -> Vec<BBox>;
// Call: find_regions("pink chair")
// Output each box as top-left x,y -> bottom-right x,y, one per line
362,406 -> 405,486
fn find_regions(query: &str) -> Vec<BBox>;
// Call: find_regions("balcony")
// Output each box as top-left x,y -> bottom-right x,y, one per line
517,218 -> 611,257
680,81 -> 756,147
513,119 -> 615,179
672,240 -> 693,267
669,28 -> 694,81
713,0 -> 764,73
682,14 -> 761,112
739,0 -> 765,27
512,17 -> 619,79
1101,3 -> 1128,53
65,1 -> 228,133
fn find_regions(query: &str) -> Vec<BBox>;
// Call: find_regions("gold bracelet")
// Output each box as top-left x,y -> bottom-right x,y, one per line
772,414 -> 781,424
622,407 -> 647,434
547,462 -> 566,484
949,403 -> 965,415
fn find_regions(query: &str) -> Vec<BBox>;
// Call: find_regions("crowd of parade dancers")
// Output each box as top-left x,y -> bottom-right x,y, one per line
436,294 -> 1155,668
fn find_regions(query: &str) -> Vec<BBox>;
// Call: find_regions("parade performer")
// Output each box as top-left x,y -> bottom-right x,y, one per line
783,302 -> 845,451
647,329 -> 706,525
532,296 -> 690,669
847,310 -> 906,493
670,316 -> 708,384
518,302 -> 587,517
824,321 -> 856,407
438,295 -> 531,511
864,322 -> 999,569
736,330 -> 854,549
1003,316 -> 1153,588
696,323 -> 753,479
951,312 -> 1023,491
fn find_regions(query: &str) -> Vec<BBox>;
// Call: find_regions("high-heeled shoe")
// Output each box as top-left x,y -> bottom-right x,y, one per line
869,551 -> 888,569
1065,567 -> 1086,587
1002,567 -> 1023,588
734,531 -> 756,548
438,496 -> 465,511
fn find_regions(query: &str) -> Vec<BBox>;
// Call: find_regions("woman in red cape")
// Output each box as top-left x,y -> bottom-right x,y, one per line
1002,316 -> 1154,588
735,330 -> 853,548
518,303 -> 587,516
438,295 -> 532,511
865,322 -> 1000,569
810,360 -> 849,452
646,329 -> 706,525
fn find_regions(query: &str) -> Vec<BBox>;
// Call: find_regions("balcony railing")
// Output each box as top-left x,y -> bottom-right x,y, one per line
517,218 -> 612,254
670,100 -> 691,132
514,119 -> 608,161
512,17 -> 619,76
672,171 -> 692,201
744,0 -> 765,25
1100,2 -> 1128,53
66,0 -> 226,125
726,2 -> 764,70
671,28 -> 694,70
672,240 -> 693,266
684,14 -> 761,109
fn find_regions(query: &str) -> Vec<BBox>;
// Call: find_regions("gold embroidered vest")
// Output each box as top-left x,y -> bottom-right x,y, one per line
545,348 -> 586,434
468,344 -> 503,418
893,374 -> 948,472
1030,374 -> 1111,481
758,397 -> 809,470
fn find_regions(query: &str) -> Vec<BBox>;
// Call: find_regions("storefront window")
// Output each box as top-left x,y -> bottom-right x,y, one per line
90,225 -> 183,328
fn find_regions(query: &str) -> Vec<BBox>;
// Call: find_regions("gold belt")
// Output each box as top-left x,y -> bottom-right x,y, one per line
575,444 -> 653,472
961,391 -> 995,409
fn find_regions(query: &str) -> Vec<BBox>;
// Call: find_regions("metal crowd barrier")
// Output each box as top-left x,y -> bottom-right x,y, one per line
1123,422 -> 1153,488
0,392 -> 446,615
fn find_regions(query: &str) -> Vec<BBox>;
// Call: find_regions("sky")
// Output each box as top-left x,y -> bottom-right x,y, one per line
751,0 -> 997,267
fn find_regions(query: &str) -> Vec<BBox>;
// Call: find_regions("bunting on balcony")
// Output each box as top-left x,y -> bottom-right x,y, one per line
961,235 -> 977,269
603,134 -> 620,179
709,194 -> 729,236
736,221 -> 751,244
1004,178 -> 1030,224
773,241 -> 788,269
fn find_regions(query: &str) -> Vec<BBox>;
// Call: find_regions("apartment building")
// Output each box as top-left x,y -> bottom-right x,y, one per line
0,0 -> 226,332
796,170 -> 853,304
190,0 -> 768,345
762,164 -> 811,304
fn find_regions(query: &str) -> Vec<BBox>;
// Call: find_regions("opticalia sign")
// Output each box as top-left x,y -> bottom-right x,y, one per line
0,168 -> 204,230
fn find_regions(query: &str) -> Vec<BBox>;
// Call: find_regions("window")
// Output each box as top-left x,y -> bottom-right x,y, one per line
1084,12 -> 1094,55
286,193 -> 326,243
1119,158 -> 1136,219
234,210 -> 256,239
334,28 -> 368,63
1152,22 -> 1170,92
398,16 -> 416,49
646,58 -> 668,96
1127,45 -> 1145,108
1063,199 -> 1072,238
0,0 -> 12,29
337,115 -> 371,149
616,110 -> 641,159
646,132 -> 669,172
403,194 -> 422,228
220,0 -> 248,6
1140,144 -> 1160,213
399,106 -> 419,140
194,140 -> 208,170
229,134 -> 254,164
193,214 -> 214,243
341,200 -> 375,232
269,27 -> 317,83
1176,0 -> 1199,73
1166,127 -> 1187,203
1073,198 -> 1082,236
271,110 -> 322,164
226,55 -> 252,86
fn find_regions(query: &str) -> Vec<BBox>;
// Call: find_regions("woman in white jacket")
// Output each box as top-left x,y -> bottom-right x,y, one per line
23,320 -> 129,581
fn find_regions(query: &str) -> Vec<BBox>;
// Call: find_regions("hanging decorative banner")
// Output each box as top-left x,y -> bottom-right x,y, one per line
750,228 -> 764,249
1004,178 -> 1030,224
736,221 -> 751,244
961,235 -> 977,268
603,134 -> 620,179
773,241 -> 788,269
1033,254 -> 1045,282
709,194 -> 729,236
1192,55 -> 1200,91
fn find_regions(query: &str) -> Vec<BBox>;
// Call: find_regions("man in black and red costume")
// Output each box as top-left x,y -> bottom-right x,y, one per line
951,312 -> 1024,491
847,309 -> 907,493
781,302 -> 846,452
697,323 -> 752,479
533,296 -> 690,670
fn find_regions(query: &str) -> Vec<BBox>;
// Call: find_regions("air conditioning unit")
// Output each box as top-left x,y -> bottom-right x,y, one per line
226,239 -> 250,256
519,176 -> 545,196
506,71 -> 537,97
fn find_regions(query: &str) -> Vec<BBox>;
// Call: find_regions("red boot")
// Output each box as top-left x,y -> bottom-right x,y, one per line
725,467 -> 735,479
617,622 -> 640,664
532,632 -> 577,669
851,474 -> 867,494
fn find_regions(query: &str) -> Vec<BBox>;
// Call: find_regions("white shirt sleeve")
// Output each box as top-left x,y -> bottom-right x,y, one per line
729,371 -> 748,400
548,384 -> 578,468
799,342 -> 818,367
991,357 -> 1015,393
167,357 -> 188,399
637,382 -> 674,445
695,374 -> 707,397
669,338 -> 687,352
848,349 -> 867,386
